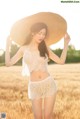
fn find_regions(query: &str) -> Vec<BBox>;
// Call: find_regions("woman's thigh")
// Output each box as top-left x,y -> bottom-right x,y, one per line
31,98 -> 43,118
44,92 -> 57,117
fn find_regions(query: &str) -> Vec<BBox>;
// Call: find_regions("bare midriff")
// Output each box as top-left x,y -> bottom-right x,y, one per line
30,70 -> 50,81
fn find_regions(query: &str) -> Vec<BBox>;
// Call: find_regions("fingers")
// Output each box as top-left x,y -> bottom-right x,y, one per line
64,32 -> 71,40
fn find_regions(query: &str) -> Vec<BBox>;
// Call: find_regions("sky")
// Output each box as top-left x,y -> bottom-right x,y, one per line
0,0 -> 80,53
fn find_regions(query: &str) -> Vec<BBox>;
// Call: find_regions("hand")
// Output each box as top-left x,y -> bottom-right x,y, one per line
64,32 -> 71,46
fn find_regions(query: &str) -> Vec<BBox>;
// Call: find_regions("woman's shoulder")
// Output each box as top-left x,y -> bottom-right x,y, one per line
20,45 -> 30,55
20,45 -> 29,51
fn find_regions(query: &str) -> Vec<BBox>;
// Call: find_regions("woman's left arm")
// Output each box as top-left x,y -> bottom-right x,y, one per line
48,33 -> 71,64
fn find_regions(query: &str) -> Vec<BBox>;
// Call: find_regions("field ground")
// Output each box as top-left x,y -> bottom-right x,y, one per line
0,63 -> 80,119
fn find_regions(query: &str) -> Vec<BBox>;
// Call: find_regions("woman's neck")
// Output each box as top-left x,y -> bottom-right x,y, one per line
29,40 -> 39,50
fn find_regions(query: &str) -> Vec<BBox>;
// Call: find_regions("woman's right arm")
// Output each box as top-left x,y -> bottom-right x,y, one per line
5,36 -> 24,67
47,33 -> 70,64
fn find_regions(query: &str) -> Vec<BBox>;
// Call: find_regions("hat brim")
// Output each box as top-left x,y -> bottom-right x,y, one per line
10,12 -> 67,46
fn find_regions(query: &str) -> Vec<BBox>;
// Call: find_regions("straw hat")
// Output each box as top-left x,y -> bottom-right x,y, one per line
10,12 -> 67,46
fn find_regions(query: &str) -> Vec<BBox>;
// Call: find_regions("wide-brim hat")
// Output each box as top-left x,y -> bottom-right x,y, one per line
10,12 -> 67,46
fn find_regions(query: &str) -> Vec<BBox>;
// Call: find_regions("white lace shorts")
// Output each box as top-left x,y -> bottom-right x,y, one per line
28,75 -> 57,100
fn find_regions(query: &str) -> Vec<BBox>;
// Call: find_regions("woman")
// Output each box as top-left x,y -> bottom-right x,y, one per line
5,22 -> 70,119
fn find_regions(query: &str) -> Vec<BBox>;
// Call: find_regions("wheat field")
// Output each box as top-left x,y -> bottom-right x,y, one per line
0,63 -> 80,119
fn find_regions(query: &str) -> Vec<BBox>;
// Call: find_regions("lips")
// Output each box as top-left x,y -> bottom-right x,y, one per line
39,39 -> 42,41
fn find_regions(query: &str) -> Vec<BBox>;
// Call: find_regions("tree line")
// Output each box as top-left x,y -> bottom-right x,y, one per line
0,44 -> 80,66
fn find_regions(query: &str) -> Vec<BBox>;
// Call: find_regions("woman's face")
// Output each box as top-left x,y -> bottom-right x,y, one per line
32,28 -> 47,44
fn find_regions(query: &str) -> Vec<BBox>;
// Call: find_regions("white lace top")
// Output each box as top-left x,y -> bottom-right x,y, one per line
22,46 -> 49,76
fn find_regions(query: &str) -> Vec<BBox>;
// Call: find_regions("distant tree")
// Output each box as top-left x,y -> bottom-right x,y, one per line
66,45 -> 80,63
53,48 -> 62,57
0,49 -> 5,64
67,45 -> 75,56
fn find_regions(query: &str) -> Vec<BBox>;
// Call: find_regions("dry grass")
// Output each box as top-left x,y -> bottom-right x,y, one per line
0,63 -> 80,119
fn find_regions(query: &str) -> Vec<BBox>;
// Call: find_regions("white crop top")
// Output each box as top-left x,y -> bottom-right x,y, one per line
22,46 -> 49,76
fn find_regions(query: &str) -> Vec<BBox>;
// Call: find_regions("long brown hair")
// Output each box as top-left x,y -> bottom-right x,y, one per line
24,22 -> 49,58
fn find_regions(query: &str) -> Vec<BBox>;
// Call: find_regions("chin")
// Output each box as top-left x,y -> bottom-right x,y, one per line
37,41 -> 42,44
39,39 -> 44,42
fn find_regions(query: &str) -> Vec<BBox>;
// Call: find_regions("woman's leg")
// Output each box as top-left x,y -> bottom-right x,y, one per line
31,98 -> 43,119
44,92 -> 57,119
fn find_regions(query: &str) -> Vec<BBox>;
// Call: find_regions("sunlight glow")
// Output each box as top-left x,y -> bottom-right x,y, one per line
0,0 -> 32,50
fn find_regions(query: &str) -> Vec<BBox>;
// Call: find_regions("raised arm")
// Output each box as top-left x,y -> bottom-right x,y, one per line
5,36 -> 24,67
48,33 -> 71,64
